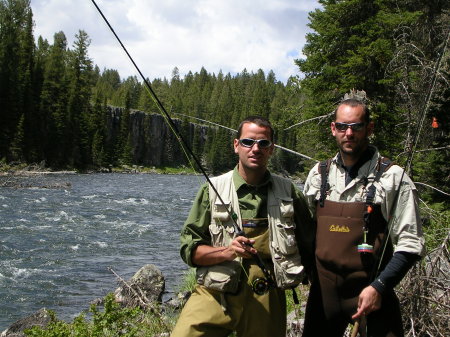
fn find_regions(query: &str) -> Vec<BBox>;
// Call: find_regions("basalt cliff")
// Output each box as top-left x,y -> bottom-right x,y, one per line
106,106 -> 209,167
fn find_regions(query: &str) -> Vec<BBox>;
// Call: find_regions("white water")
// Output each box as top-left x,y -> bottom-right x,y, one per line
0,173 -> 203,329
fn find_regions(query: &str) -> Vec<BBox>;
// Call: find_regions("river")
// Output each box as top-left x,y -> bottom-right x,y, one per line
0,173 -> 203,330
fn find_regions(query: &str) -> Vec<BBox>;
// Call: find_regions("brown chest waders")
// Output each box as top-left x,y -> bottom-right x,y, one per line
315,200 -> 393,318
315,157 -> 393,319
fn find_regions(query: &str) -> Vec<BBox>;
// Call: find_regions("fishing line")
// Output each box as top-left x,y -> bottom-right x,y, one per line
174,112 -> 319,162
91,0 -> 275,287
90,0 -> 196,177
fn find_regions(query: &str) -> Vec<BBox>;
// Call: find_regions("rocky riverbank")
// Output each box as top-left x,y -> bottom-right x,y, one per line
1,264 -> 308,337
0,264 -> 186,337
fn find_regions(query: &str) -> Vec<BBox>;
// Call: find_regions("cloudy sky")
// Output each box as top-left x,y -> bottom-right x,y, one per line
30,0 -> 321,83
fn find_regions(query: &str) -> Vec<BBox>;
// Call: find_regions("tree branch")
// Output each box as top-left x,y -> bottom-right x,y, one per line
414,182 -> 450,197
395,145 -> 450,159
283,112 -> 334,131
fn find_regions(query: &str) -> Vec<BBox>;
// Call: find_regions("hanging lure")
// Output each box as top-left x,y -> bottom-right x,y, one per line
357,230 -> 374,253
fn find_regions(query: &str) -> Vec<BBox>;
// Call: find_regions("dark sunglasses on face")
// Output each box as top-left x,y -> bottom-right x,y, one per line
334,122 -> 366,132
239,138 -> 272,148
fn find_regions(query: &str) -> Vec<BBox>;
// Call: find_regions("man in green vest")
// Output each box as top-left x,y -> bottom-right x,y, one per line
171,116 -> 315,337
302,98 -> 425,336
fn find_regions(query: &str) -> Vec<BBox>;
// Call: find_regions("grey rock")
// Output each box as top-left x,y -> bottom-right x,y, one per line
164,291 -> 192,310
1,308 -> 52,337
114,264 -> 165,307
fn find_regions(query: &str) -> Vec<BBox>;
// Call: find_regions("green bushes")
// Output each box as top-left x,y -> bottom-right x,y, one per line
25,294 -> 162,337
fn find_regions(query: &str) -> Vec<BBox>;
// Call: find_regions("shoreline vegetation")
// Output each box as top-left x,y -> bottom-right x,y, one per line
0,161 -> 304,182
0,162 -> 200,176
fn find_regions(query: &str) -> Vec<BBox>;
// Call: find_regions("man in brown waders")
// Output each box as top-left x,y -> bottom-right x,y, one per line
170,116 -> 315,337
302,98 -> 425,337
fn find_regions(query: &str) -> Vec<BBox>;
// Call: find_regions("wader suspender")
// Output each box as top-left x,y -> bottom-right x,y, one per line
318,157 -> 392,208
318,157 -> 393,254
319,159 -> 332,207
363,158 -> 393,227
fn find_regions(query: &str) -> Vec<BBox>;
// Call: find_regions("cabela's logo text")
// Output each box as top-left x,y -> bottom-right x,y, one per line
329,224 -> 350,232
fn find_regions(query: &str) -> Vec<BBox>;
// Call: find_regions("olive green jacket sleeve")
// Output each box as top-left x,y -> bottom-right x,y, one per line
179,183 -> 211,267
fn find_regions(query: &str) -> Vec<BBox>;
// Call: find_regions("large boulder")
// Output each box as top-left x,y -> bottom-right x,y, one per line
114,264 -> 165,308
1,308 -> 52,337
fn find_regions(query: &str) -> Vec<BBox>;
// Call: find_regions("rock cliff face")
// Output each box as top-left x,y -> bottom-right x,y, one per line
106,106 -> 208,167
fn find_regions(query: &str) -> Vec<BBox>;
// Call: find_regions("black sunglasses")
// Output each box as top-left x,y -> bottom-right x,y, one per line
334,122 -> 366,132
239,138 -> 272,148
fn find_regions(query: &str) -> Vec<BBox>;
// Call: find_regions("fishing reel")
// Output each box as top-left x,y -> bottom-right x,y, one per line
251,277 -> 271,295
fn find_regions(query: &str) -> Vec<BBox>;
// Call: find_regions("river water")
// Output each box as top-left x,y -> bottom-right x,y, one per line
0,173 -> 203,330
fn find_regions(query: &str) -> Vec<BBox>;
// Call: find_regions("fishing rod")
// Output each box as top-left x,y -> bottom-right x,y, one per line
90,0 -> 276,291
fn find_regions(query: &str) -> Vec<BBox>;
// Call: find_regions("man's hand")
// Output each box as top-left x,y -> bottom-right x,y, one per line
192,236 -> 256,266
229,236 -> 257,259
352,285 -> 382,320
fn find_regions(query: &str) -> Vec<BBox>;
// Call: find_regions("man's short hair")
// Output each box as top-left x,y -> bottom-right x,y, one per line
334,99 -> 371,123
237,116 -> 274,141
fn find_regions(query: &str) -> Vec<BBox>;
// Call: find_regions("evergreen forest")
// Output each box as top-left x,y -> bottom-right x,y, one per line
0,0 -> 448,205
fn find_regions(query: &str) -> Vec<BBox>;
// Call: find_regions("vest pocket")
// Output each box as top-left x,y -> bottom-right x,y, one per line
280,197 -> 294,217
196,261 -> 241,293
213,200 -> 231,221
273,221 -> 298,255
271,197 -> 298,255
209,223 -> 235,247
273,253 -> 304,289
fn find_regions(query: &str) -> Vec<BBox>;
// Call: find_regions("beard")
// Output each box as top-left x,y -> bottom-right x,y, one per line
337,138 -> 369,161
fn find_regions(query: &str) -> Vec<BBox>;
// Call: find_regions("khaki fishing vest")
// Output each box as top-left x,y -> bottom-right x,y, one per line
195,171 -> 304,293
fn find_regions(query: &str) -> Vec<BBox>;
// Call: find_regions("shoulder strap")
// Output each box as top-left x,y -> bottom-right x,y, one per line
318,159 -> 331,207
365,157 -> 393,206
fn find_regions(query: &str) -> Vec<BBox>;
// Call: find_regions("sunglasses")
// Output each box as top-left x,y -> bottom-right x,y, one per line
238,138 -> 272,148
334,122 -> 366,132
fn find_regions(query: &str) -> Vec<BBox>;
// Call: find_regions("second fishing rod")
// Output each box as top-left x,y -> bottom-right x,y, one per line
91,0 -> 276,294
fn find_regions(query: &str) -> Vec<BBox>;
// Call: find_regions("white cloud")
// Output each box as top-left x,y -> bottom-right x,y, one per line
30,0 -> 320,83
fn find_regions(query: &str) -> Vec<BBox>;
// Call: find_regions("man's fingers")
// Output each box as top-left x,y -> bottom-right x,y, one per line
231,238 -> 257,257
351,308 -> 365,320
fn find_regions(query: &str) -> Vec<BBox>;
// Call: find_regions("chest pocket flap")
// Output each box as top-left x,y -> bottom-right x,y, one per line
279,197 -> 294,218
213,200 -> 231,221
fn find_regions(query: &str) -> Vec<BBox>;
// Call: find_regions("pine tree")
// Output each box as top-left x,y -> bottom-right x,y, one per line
39,31 -> 69,167
30,36 -> 49,162
93,68 -> 121,105
66,30 -> 94,168
0,0 -> 33,161
91,95 -> 107,167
